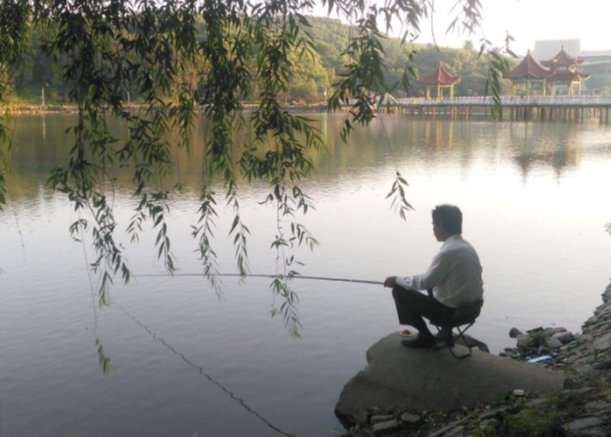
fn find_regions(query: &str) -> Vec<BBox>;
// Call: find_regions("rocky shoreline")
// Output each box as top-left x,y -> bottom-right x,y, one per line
341,281 -> 611,436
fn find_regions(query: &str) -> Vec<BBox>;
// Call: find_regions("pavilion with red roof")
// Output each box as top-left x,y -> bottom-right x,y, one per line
508,51 -> 549,96
541,46 -> 590,96
509,47 -> 590,96
420,63 -> 461,100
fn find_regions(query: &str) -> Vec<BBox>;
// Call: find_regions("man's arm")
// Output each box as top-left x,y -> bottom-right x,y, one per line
393,250 -> 452,291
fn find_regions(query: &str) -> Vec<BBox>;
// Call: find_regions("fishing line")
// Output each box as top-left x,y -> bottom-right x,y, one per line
78,230 -> 293,435
110,298 -> 295,437
77,220 -> 113,373
7,191 -> 26,262
139,272 -> 383,286
2,121 -> 28,262
79,221 -> 112,373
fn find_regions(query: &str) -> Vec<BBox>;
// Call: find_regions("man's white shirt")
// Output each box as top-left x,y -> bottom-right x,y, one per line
395,234 -> 483,308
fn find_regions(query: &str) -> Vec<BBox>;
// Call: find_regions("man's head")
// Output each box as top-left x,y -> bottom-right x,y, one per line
432,204 -> 462,241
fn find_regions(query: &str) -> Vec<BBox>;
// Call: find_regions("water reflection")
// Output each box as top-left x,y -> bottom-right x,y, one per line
4,113 -> 605,200
510,121 -> 582,179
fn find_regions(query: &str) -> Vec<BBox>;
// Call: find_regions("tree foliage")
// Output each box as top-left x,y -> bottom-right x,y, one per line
0,0 -> 510,335
5,15 -> 515,106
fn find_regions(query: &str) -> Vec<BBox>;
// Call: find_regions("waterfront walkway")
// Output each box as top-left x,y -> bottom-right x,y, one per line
391,96 -> 611,122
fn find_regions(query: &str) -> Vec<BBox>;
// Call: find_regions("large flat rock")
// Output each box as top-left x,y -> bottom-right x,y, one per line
335,333 -> 564,426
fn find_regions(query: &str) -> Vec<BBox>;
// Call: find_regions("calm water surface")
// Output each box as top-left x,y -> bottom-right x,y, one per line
1,114 -> 611,436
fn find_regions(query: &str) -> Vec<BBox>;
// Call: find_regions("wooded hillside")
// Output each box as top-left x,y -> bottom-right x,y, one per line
8,15 -> 513,105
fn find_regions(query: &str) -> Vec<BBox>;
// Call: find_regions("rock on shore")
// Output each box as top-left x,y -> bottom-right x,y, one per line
335,333 -> 563,428
337,282 -> 611,436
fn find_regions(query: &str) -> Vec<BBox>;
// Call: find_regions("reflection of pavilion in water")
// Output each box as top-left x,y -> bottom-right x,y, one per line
511,123 -> 581,178
421,119 -> 455,152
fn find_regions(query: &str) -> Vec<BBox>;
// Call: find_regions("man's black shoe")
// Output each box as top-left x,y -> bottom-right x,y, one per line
401,334 -> 435,348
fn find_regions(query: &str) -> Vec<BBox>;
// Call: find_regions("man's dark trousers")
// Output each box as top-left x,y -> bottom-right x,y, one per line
392,287 -> 455,334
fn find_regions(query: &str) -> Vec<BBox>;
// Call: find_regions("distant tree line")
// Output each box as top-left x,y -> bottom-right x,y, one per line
7,16 -> 512,106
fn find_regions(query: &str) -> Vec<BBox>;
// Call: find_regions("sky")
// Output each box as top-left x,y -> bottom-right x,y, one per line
312,0 -> 611,55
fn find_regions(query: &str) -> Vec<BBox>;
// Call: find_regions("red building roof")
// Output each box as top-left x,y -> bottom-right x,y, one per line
549,69 -> 590,82
420,63 -> 461,85
508,51 -> 549,80
541,46 -> 583,67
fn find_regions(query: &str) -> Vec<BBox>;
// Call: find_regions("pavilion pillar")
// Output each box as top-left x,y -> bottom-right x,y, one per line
426,86 -> 431,100
526,79 -> 530,96
437,84 -> 441,100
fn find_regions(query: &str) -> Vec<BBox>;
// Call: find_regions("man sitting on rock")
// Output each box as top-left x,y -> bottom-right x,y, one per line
384,204 -> 484,348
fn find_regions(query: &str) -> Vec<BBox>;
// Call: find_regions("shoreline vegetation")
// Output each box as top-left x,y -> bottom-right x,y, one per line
0,102 -> 330,114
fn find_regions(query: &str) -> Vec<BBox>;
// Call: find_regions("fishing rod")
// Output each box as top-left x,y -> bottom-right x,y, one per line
139,272 -> 383,285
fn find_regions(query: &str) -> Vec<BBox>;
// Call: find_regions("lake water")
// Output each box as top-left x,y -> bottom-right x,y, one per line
1,113 -> 610,436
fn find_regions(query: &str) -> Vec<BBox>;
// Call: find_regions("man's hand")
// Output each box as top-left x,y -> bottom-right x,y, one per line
384,276 -> 397,288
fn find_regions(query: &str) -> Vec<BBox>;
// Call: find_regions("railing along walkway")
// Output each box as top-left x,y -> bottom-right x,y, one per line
394,96 -> 611,107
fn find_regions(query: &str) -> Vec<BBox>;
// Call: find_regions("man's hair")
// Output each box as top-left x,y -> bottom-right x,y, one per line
432,204 -> 462,235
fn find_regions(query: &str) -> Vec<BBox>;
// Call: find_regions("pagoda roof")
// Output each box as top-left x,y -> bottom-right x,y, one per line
419,63 -> 461,85
508,51 -> 549,80
542,46 -> 583,67
549,69 -> 590,82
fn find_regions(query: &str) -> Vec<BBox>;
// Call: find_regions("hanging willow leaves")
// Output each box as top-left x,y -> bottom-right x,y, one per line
0,0 -> 510,334
386,171 -> 413,220
485,48 -> 511,119
0,0 -> 30,210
